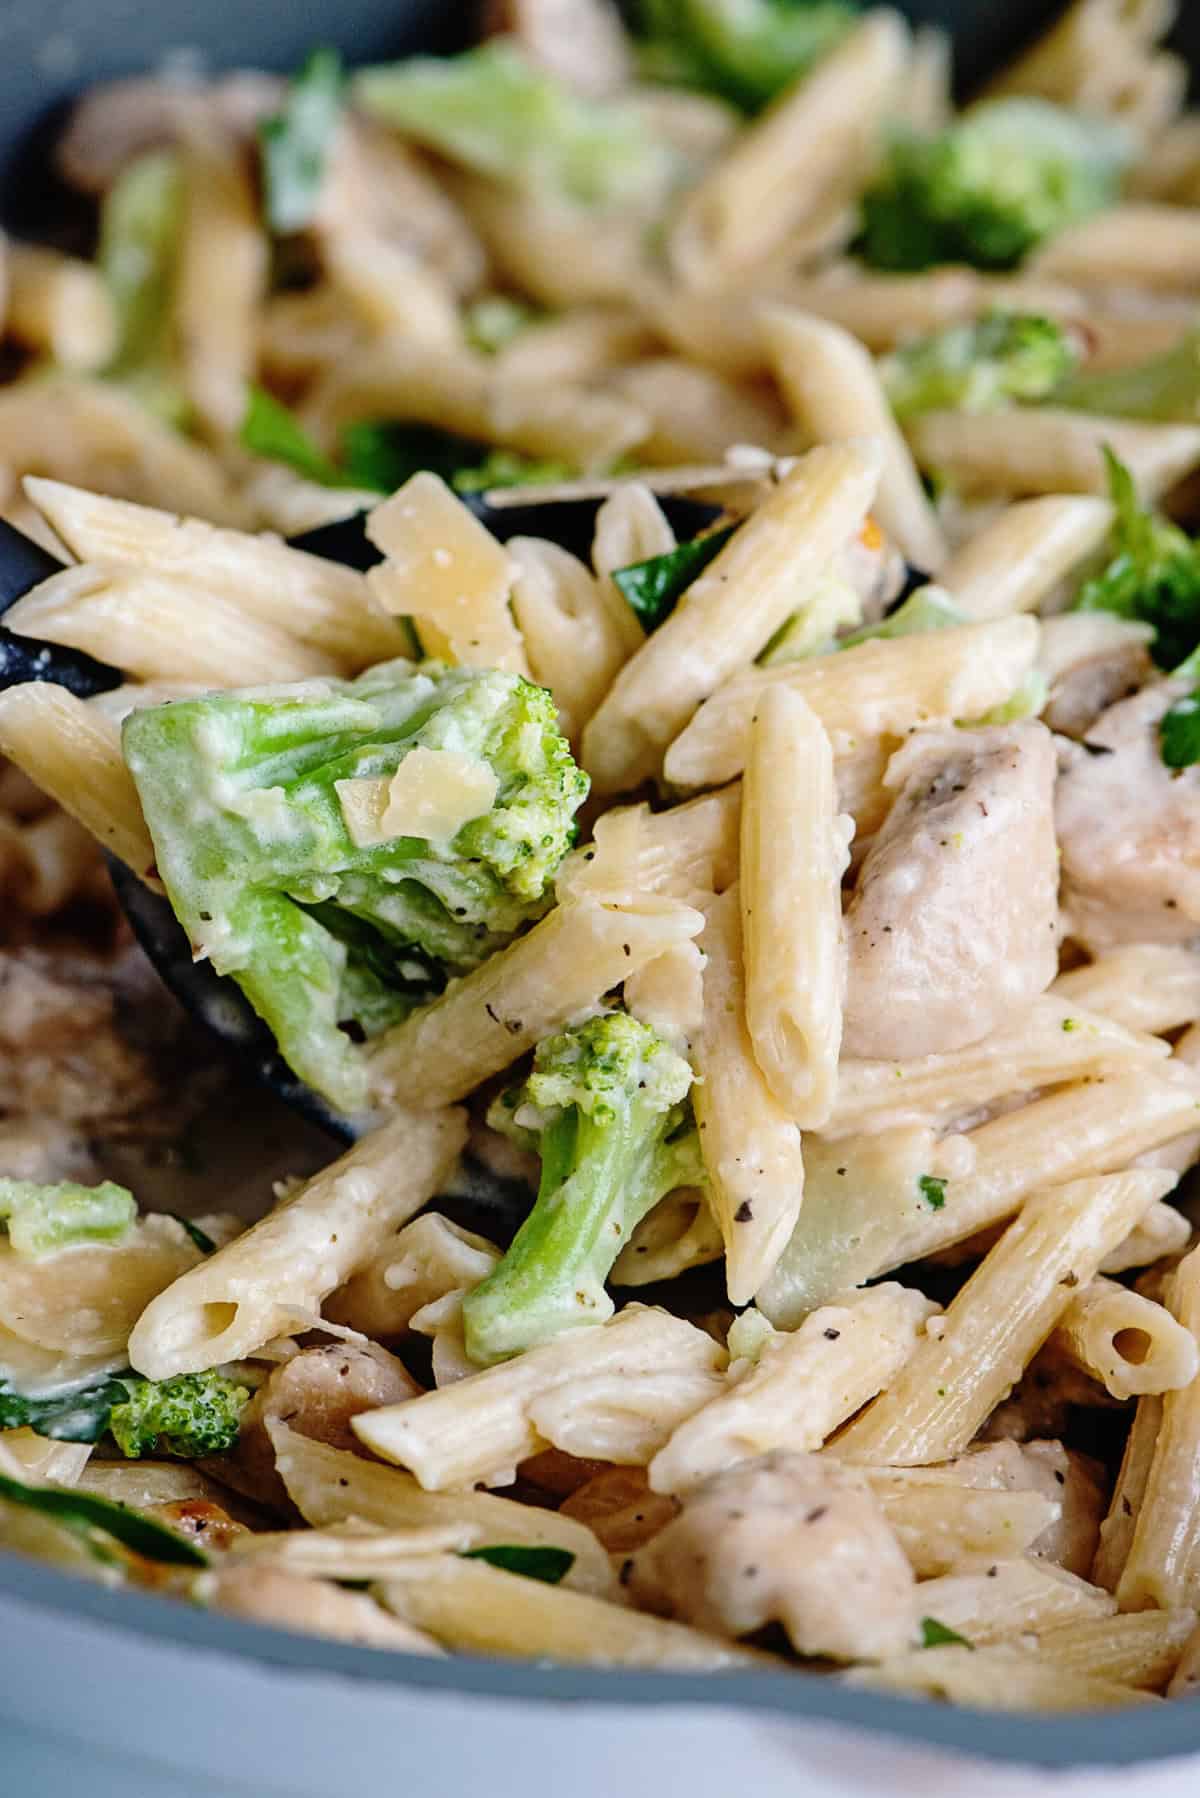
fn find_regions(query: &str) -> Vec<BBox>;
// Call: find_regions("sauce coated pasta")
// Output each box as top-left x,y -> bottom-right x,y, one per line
3,0 -> 1200,1715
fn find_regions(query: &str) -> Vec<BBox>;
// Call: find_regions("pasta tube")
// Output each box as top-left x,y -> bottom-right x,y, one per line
128,1108 -> 467,1380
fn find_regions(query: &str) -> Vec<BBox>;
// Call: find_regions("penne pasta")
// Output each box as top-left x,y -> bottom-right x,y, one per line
649,1284 -> 938,1494
3,563 -> 343,687
1033,204 -> 1200,291
827,996 -> 1169,1138
1052,945 -> 1200,1037
740,687 -> 847,1126
904,408 -> 1200,502
1093,1395 -> 1163,1594
691,887 -> 805,1306
175,126 -> 268,438
761,307 -> 947,571
832,1169 -> 1173,1466
0,683 -> 156,880
940,495 -> 1115,620
508,535 -> 629,737
128,1107 -> 467,1379
851,1644 -> 1156,1711
5,243 -> 116,372
351,1304 -> 724,1489
270,1422 -> 615,1597
582,442 -> 881,794
1035,1610 -> 1196,1692
378,1554 -> 774,1670
1118,1247 -> 1200,1611
668,13 -> 910,284
864,1470 -> 1059,1578
664,615 -> 1038,790
24,478 -> 404,669
911,1558 -> 1117,1645
365,893 -> 704,1109
1051,1275 -> 1200,1401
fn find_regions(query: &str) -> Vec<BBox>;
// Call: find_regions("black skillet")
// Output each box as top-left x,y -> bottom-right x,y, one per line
0,494 -> 721,1148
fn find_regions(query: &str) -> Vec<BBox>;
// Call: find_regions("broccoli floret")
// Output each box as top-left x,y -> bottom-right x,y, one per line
882,311 -> 1081,421
123,664 -> 589,1114
858,99 -> 1131,273
450,449 -> 576,494
0,1178 -> 136,1260
354,43 -> 677,210
108,1372 -> 249,1459
632,0 -> 857,112
97,151 -> 188,426
1052,323 -> 1200,423
840,584 -> 965,647
462,1012 -> 700,1365
1075,447 -> 1200,670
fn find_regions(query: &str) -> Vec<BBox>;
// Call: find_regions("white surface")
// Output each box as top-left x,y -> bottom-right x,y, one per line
4,1583 -> 1200,1798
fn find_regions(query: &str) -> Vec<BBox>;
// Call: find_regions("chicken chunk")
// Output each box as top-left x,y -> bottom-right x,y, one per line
625,1452 -> 917,1661
1058,682 -> 1200,950
842,723 -> 1060,1058
216,1342 -> 419,1513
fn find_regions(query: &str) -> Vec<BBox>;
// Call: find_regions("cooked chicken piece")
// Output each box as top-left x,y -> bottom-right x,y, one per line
218,1342 -> 419,1513
1043,641 -> 1154,739
148,1498 -> 248,1555
1020,1441 -> 1107,1578
483,0 -> 633,94
625,1451 -> 917,1661
204,1565 -> 441,1653
842,723 -> 1060,1058
0,1115 -> 96,1183
56,73 -> 284,192
559,1465 -> 681,1554
1058,682 -> 1200,950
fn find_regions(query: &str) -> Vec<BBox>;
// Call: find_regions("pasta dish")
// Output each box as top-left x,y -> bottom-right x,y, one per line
3,0 -> 1200,1715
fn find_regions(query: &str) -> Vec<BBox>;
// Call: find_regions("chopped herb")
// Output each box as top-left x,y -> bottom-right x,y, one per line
260,47 -> 345,234
918,1174 -> 947,1211
920,1616 -> 973,1650
461,1544 -> 575,1584
0,1374 -> 133,1445
1061,1017 -> 1080,1033
0,1468 -> 208,1567
169,1214 -> 217,1255
612,524 -> 737,632
450,448 -> 576,494
464,294 -> 540,355
1159,689 -> 1200,770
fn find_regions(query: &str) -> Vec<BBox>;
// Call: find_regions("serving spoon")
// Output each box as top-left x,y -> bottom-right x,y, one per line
0,492 -> 723,1154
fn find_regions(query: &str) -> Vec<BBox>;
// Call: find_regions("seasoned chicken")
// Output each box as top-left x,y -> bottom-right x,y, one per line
1058,682 -> 1200,950
216,1342 -> 419,1514
842,723 -> 1060,1058
625,1451 -> 917,1661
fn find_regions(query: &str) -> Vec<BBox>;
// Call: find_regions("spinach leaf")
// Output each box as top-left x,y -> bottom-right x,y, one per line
920,1615 -> 972,1649
0,1375 -> 131,1445
0,1468 -> 208,1567
461,1544 -> 575,1584
240,386 -> 352,487
612,524 -> 737,632
1160,689 -> 1200,769
169,1214 -> 217,1256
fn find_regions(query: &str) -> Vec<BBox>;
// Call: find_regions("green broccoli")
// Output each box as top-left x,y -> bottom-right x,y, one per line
1051,323 -> 1200,424
1074,447 -> 1200,670
858,99 -> 1132,273
840,584 -> 965,647
0,1178 -> 136,1260
631,0 -> 857,112
108,1372 -> 249,1459
462,1012 -> 700,1365
123,664 -> 589,1114
881,311 -> 1082,422
97,151 -> 188,426
354,42 -> 676,210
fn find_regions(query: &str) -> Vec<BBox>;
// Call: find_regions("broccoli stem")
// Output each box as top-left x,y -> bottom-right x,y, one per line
463,1107 -> 697,1366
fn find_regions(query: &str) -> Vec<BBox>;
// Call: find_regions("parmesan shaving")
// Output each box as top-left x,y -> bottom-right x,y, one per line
337,749 -> 499,848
